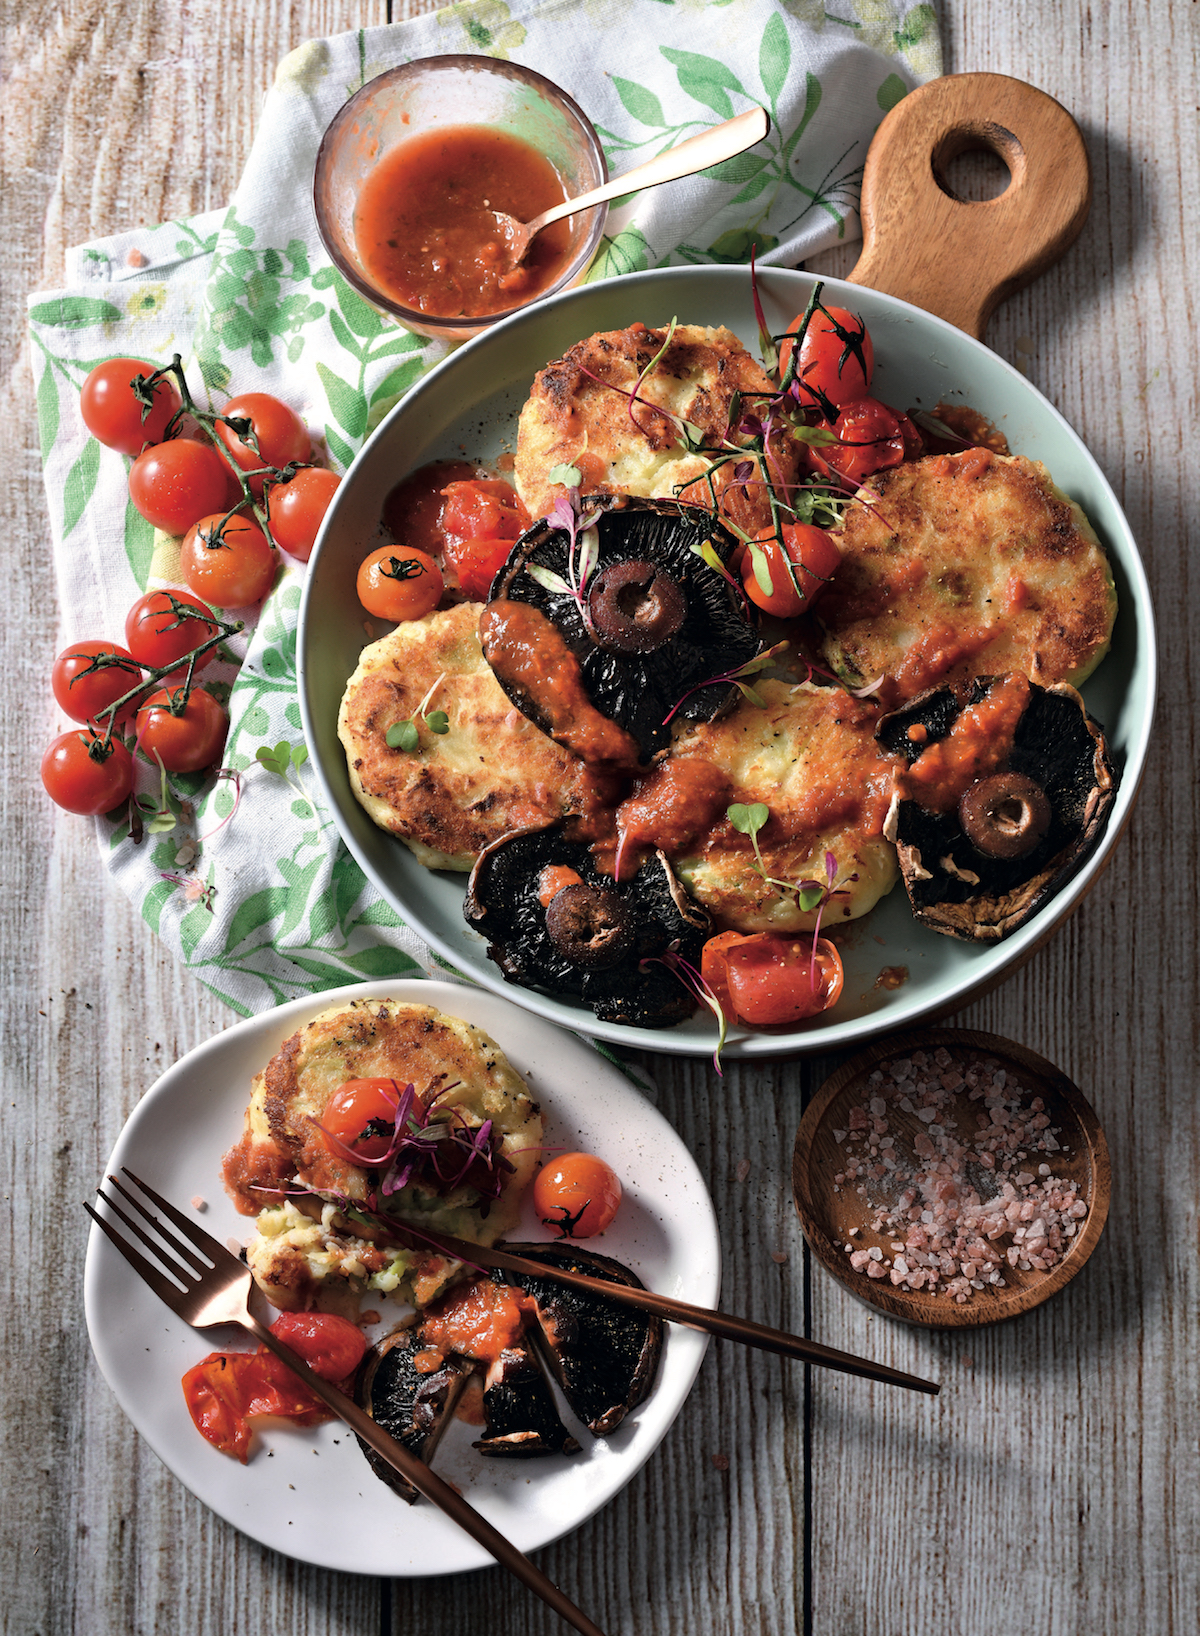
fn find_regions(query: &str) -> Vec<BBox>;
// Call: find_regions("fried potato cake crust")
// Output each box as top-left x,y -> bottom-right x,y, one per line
667,680 -> 901,933
338,601 -> 588,869
515,321 -> 801,536
224,998 -> 543,1309
818,450 -> 1117,708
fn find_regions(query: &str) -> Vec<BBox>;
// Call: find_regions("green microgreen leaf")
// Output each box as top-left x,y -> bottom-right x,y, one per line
386,720 -> 420,752
546,463 -> 582,487
527,563 -> 573,597
425,710 -> 450,736
727,802 -> 770,838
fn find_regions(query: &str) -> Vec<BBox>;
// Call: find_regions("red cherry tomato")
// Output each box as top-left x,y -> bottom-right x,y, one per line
742,523 -> 842,618
356,546 -> 444,622
135,687 -> 229,773
125,591 -> 219,681
533,1152 -> 622,1238
321,1078 -> 402,1163
128,438 -> 233,535
701,932 -> 844,1026
814,397 -> 911,486
80,357 -> 182,455
779,306 -> 874,410
181,513 -> 277,607
215,392 -> 310,497
51,641 -> 143,725
41,729 -> 134,815
269,1312 -> 368,1382
439,479 -> 530,600
266,466 -> 341,561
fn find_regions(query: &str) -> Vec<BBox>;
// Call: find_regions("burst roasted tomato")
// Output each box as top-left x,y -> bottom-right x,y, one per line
439,478 -> 530,600
741,522 -> 842,618
701,931 -> 844,1026
812,397 -> 922,486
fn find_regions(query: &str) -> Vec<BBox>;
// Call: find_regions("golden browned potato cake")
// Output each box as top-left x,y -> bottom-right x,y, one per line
515,321 -> 801,536
817,450 -> 1117,708
667,680 -> 901,933
223,997 -> 543,1309
338,601 -> 586,869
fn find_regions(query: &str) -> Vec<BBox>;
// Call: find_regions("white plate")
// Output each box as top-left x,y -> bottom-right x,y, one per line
298,266 -> 1156,1058
84,978 -> 719,1576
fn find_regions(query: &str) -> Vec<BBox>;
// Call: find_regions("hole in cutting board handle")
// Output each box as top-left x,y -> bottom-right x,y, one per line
934,127 -> 1019,204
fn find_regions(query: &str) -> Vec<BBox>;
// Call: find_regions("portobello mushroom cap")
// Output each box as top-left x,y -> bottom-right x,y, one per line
877,676 -> 1116,941
464,824 -> 712,1027
474,1336 -> 581,1459
504,1243 -> 664,1437
355,1323 -> 473,1503
481,495 -> 761,765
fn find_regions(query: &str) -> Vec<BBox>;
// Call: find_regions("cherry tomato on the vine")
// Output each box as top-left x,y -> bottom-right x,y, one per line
135,687 -> 229,773
41,729 -> 134,815
80,357 -> 182,456
533,1152 -> 622,1239
215,393 -> 310,496
701,931 -> 844,1027
741,523 -> 842,619
181,513 -> 277,607
128,438 -> 234,535
356,546 -> 444,622
439,479 -> 530,600
125,590 -> 219,681
51,641 -> 143,725
320,1078 -> 401,1164
266,466 -> 341,561
779,306 -> 874,411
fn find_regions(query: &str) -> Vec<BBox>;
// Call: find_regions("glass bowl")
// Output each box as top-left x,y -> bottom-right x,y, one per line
313,55 -> 608,343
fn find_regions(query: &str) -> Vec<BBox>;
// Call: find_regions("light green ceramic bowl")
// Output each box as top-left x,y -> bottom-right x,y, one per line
298,267 -> 1156,1059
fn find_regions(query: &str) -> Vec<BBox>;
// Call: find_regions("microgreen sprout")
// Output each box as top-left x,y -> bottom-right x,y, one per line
662,640 -> 789,726
526,476 -> 603,626
640,945 -> 730,1074
727,805 -> 856,987
384,673 -> 450,752
255,739 -> 309,804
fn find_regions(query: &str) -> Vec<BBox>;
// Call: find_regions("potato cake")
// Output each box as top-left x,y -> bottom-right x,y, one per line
338,601 -> 587,870
817,449 -> 1117,707
515,321 -> 802,536
222,997 -> 543,1309
665,680 -> 901,933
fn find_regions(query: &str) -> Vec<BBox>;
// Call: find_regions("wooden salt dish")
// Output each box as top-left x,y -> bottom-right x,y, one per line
792,1029 -> 1111,1328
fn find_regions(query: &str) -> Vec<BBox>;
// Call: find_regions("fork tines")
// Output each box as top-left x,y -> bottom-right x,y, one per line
85,1169 -> 225,1304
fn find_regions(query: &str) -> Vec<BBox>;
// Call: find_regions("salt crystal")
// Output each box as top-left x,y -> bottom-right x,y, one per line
833,1129 -> 847,1144
916,1107 -> 937,1123
868,1245 -> 883,1262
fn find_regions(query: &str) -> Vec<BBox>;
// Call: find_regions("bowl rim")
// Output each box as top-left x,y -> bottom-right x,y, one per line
311,54 -> 610,334
297,262 -> 1158,1059
791,1026 -> 1112,1329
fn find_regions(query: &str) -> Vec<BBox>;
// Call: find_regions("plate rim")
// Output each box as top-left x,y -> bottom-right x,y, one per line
83,977 -> 720,1575
298,264 -> 1158,1059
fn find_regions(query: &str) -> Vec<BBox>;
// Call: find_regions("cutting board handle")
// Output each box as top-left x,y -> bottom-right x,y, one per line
847,72 -> 1091,339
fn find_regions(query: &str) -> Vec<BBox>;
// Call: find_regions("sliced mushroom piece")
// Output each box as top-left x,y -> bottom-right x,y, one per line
504,1244 -> 664,1438
877,675 -> 1116,941
355,1323 -> 474,1503
480,495 -> 761,765
464,824 -> 711,1027
474,1337 -> 581,1459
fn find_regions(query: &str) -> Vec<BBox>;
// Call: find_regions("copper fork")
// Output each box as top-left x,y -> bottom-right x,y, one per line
85,1169 -> 606,1636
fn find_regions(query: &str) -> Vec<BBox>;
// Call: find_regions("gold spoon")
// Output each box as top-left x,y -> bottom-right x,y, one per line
492,105 -> 771,268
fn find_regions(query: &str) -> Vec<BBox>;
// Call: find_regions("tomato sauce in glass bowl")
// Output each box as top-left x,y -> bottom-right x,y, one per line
353,126 -> 575,321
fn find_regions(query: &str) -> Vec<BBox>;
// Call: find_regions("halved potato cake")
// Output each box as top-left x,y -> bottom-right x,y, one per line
666,680 -> 901,933
338,601 -> 587,869
515,321 -> 801,536
222,997 -> 543,1309
817,450 -> 1117,707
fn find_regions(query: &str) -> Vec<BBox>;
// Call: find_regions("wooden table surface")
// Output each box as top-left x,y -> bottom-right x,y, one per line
4,3 -> 1196,1633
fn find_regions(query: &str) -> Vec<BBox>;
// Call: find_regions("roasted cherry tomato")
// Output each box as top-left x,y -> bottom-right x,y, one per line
812,397 -> 914,486
215,392 -> 310,496
356,545 -> 443,622
439,479 -> 530,600
124,590 -> 219,680
80,357 -> 182,455
51,641 -> 143,725
266,466 -> 341,561
135,687 -> 229,773
41,729 -> 134,815
321,1078 -> 401,1163
779,306 -> 874,410
533,1152 -> 622,1238
701,931 -> 844,1026
741,523 -> 842,618
181,512 -> 277,607
269,1312 -> 368,1382
128,438 -> 234,534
